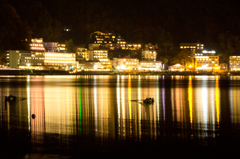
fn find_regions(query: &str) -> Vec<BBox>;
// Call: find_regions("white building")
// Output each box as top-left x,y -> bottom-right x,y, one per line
112,57 -> 139,70
139,60 -> 162,71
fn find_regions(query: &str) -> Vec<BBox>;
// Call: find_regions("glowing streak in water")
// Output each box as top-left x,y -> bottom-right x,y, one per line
27,75 -> 31,132
188,76 -> 193,124
215,76 -> 220,124
201,76 -> 208,131
78,76 -> 82,134
156,76 -> 159,121
138,75 -> 141,138
128,76 -> 132,119
116,75 -> 121,135
94,76 -> 97,132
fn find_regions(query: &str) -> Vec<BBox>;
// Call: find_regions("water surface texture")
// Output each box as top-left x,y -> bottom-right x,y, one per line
1,75 -> 240,158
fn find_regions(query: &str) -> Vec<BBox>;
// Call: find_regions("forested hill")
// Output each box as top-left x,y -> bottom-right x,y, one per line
1,0 -> 240,55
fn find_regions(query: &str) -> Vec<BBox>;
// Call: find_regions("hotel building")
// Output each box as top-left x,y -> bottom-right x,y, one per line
112,57 -> 139,70
229,55 -> 240,71
44,52 -> 77,69
139,60 -> 162,71
194,50 -> 219,71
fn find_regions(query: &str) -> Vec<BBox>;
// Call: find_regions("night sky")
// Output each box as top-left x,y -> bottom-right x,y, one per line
1,0 -> 240,57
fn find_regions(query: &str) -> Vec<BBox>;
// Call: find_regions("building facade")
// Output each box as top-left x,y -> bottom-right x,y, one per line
229,56 -> 240,71
112,57 -> 139,70
139,60 -> 162,71
194,52 -> 219,71
180,43 -> 204,51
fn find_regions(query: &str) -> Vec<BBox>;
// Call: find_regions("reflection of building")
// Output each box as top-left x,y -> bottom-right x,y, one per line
194,51 -> 219,71
112,57 -> 139,70
168,64 -> 186,71
139,60 -> 162,71
229,55 -> 240,71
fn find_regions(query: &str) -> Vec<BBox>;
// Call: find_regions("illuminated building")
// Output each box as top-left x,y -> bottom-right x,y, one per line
168,64 -> 186,71
77,48 -> 89,61
44,52 -> 77,70
229,56 -> 240,71
126,43 -> 141,50
139,60 -> 162,71
90,31 -> 119,46
5,50 -> 21,68
18,51 -> 45,69
57,44 -> 66,51
112,57 -> 139,70
90,31 -> 139,50
194,50 -> 219,71
99,58 -> 112,69
180,43 -> 204,51
88,43 -> 108,61
30,38 -> 45,51
44,42 -> 58,52
142,43 -> 158,61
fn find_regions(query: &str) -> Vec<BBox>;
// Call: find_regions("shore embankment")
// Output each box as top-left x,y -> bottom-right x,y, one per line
0,69 -> 236,76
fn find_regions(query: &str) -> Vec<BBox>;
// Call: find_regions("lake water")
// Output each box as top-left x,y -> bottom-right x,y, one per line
1,75 -> 240,158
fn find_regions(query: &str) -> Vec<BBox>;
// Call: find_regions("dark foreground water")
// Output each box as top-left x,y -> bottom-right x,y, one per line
1,75 -> 240,158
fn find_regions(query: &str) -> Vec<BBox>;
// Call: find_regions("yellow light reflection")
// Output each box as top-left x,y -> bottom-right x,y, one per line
215,76 -> 220,124
128,76 -> 132,120
188,76 -> 193,124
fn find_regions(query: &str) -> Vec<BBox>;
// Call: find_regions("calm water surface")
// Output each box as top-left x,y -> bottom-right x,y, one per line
1,75 -> 240,158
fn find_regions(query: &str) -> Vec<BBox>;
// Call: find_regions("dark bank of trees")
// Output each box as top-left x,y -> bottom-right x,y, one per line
1,0 -> 240,64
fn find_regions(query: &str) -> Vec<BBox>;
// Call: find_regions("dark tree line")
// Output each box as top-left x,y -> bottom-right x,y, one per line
1,0 -> 240,64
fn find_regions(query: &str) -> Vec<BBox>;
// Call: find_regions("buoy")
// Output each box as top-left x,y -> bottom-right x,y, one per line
32,114 -> 36,119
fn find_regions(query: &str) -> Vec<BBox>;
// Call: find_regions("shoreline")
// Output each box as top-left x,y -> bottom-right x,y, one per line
0,70 -> 236,76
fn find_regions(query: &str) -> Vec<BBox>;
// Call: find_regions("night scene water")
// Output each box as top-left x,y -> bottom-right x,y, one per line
1,75 -> 240,158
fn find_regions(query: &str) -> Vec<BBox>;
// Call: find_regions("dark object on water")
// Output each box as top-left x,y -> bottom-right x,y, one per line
143,98 -> 154,104
5,95 -> 16,102
32,114 -> 36,119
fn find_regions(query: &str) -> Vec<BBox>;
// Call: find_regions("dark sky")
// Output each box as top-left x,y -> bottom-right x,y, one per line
1,0 -> 240,52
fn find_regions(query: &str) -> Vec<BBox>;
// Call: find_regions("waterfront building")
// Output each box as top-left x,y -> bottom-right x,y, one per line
168,64 -> 186,71
229,55 -> 240,71
112,57 -> 139,70
139,60 -> 162,71
44,52 -> 77,70
194,50 -> 219,71
99,59 -> 112,69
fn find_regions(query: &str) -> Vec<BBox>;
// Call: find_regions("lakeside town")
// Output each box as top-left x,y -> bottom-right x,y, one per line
1,31 -> 239,75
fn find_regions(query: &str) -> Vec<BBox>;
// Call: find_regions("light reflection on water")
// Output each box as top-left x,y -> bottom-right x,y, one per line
1,75 -> 240,155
